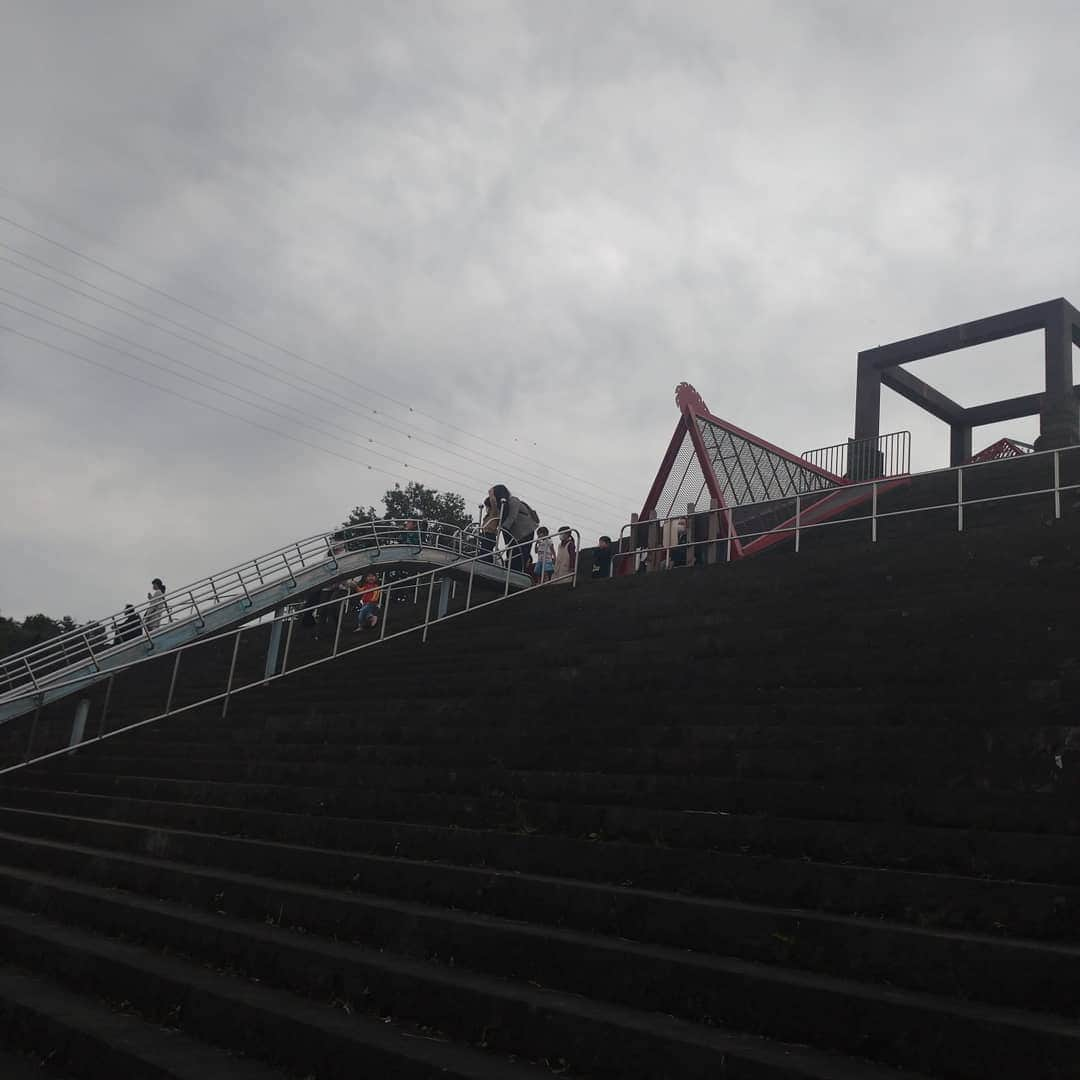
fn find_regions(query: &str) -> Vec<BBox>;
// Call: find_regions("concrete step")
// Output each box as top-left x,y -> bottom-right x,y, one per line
18,756 -> 1080,834
0,804 -> 1073,943
0,905 -> 558,1080
37,737 -> 1065,789
0,965 -> 286,1080
0,825 -> 1074,1019
0,900 -> 932,1080
0,862 -> 1069,1079
8,778 -> 1080,885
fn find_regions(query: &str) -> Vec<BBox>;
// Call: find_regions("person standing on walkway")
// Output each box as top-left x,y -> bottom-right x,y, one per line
352,573 -> 383,631
553,526 -> 577,584
533,527 -> 556,584
144,578 -> 167,631
114,604 -> 142,644
478,496 -> 500,563
490,484 -> 538,574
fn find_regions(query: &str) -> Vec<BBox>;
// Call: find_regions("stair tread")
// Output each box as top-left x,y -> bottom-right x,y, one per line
0,964 -> 286,1080
0,897 -> 939,1080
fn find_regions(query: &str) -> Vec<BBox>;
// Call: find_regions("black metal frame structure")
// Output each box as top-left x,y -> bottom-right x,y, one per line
854,297 -> 1080,466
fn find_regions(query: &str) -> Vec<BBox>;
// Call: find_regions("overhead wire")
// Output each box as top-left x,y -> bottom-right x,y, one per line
0,209 -> 641,505
0,295 -> 613,536
0,254 -> 624,526
0,242 -> 631,518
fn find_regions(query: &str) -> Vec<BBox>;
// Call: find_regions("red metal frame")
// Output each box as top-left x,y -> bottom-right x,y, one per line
970,437 -> 1033,463
640,382 -> 854,561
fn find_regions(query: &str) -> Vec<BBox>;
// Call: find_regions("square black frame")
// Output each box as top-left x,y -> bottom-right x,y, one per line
854,298 -> 1080,466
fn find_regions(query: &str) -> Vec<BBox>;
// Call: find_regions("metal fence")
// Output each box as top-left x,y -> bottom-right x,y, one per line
801,430 -> 911,481
0,529 -> 581,777
620,443 -> 1076,569
0,517 -> 483,702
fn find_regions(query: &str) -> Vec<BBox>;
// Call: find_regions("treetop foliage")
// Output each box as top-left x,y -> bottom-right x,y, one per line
345,481 -> 472,531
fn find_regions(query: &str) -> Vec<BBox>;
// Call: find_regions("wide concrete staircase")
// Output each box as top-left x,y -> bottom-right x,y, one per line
1,472 -> 1080,1077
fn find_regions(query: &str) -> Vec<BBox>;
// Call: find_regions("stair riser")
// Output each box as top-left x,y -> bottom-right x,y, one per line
6,783 -> 1080,886
0,807 -> 1074,942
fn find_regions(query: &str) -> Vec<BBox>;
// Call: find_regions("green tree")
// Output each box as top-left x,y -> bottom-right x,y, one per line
0,610 -> 77,658
345,482 -> 472,531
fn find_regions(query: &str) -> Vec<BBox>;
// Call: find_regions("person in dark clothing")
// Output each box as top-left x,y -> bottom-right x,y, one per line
489,484 -> 538,574
114,604 -> 142,645
593,535 -> 615,578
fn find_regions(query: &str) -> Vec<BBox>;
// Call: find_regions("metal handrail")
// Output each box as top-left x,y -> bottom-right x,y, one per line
0,528 -> 580,775
0,517 -> 483,698
617,444 -> 1077,568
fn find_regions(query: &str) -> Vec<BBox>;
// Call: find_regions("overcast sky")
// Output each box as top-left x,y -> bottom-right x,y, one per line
3,0 -> 1079,622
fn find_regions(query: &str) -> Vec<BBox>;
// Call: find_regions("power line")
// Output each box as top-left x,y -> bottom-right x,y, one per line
0,243 -> 632,518
0,210 -> 641,504
0,296 -> 614,535
1,322 -> 396,478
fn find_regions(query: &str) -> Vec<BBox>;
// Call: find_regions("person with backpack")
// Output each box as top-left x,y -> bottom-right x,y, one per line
489,484 -> 538,574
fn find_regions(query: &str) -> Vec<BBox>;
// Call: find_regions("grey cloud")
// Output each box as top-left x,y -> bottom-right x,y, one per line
3,0 -> 1080,620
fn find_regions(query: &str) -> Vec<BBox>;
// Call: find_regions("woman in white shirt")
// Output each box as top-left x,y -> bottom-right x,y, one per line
144,578 -> 167,631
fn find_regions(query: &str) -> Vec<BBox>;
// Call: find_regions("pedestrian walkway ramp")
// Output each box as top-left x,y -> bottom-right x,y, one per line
0,520 -> 530,723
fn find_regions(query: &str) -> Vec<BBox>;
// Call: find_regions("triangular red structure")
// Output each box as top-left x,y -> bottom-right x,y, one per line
640,384 -> 847,559
970,437 -> 1033,463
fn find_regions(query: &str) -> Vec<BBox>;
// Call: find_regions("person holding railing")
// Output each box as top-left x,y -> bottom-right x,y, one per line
352,573 -> 382,632
490,484 -> 539,574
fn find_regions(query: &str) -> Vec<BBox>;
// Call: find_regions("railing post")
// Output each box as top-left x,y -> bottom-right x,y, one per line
794,494 -> 801,553
295,543 -> 307,567
164,650 -> 182,715
332,596 -> 347,657
263,605 -> 285,681
97,674 -> 115,739
81,632 -> 100,673
465,560 -> 475,611
706,498 -> 719,565
236,570 -> 252,608
957,466 -> 964,532
1054,450 -> 1062,520
371,516 -> 381,552
280,617 -> 296,674
379,584 -> 391,640
23,696 -> 42,764
69,698 -> 90,753
422,573 -> 436,643
22,657 -> 40,692
281,552 -> 297,588
871,481 -> 878,543
222,630 -> 242,719
189,590 -> 205,628
504,545 -> 513,597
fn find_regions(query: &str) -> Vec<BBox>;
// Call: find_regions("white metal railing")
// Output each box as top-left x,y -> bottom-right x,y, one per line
0,517 -> 482,700
0,529 -> 580,775
617,445 -> 1077,570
